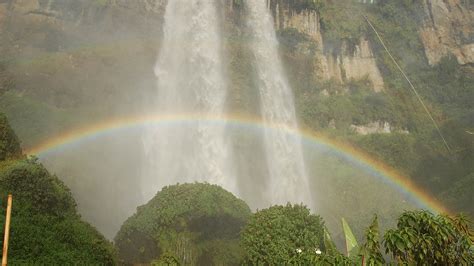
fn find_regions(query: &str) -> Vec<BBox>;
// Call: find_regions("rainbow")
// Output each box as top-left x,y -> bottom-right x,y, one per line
24,113 -> 451,215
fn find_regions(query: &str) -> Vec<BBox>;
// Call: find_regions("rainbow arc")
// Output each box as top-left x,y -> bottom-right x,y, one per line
25,113 -> 451,215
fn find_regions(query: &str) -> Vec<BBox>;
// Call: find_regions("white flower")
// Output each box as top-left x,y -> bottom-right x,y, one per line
315,248 -> 322,255
296,248 -> 302,254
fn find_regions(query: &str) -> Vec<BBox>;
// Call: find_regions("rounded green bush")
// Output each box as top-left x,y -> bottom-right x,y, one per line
0,159 -> 116,265
115,183 -> 251,265
240,204 -> 326,264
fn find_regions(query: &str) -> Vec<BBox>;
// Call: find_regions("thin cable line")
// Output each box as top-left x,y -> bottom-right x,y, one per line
363,15 -> 451,153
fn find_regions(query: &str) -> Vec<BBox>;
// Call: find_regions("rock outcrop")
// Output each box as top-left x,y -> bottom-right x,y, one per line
320,37 -> 384,92
269,1 -> 323,44
420,0 -> 474,65
268,0 -> 384,91
4,0 -> 471,93
350,121 -> 409,135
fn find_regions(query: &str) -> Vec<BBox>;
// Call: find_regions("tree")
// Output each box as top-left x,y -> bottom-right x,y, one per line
115,183 -> 251,265
384,210 -> 473,265
359,215 -> 385,265
0,113 -> 22,161
0,159 -> 116,264
151,252 -> 180,266
0,113 -> 115,264
240,204 -> 327,264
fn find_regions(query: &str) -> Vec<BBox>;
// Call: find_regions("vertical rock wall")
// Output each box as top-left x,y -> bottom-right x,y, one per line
420,0 -> 474,65
268,0 -> 384,91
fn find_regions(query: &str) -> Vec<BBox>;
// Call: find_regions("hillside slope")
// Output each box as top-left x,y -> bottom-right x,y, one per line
0,113 -> 116,264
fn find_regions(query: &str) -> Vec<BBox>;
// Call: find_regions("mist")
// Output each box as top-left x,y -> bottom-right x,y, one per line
1,0 -> 472,253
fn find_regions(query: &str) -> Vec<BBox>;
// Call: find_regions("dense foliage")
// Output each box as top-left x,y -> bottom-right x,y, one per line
115,183 -> 251,265
240,205 -> 473,265
111,180 -> 474,265
0,159 -> 116,264
276,0 -> 474,217
384,210 -> 474,265
0,114 -> 116,264
0,113 -> 22,161
240,204 -> 327,264
359,215 -> 385,265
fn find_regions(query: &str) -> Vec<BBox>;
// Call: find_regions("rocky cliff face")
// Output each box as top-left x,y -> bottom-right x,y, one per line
350,121 -> 409,135
1,0 -> 166,23
268,0 -> 384,91
320,37 -> 384,92
2,0 -> 471,90
0,0 -> 166,55
420,0 -> 474,65
269,1 -> 323,43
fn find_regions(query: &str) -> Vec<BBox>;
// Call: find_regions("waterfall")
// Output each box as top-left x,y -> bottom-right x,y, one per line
141,0 -> 236,200
245,1 -> 314,208
141,0 -> 313,210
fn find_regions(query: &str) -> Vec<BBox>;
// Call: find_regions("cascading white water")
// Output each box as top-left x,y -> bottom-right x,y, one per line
142,0 -> 312,209
141,0 -> 236,200
245,1 -> 314,208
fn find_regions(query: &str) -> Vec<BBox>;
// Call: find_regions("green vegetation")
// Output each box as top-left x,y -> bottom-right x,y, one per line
239,205 -> 473,265
0,107 -> 470,265
0,63 -> 15,96
1,0 -> 471,218
238,204 -> 354,265
275,0 -> 474,217
0,92 -> 73,147
0,96 -> 467,265
0,113 -> 22,161
114,183 -> 251,265
359,215 -> 385,265
285,0 -> 325,13
384,211 -> 474,264
0,160 -> 117,264
0,114 -> 116,264
240,204 -> 325,264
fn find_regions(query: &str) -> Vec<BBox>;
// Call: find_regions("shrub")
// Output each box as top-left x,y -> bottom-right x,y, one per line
115,183 -> 251,265
384,210 -> 473,264
240,204 -> 326,264
0,159 -> 116,264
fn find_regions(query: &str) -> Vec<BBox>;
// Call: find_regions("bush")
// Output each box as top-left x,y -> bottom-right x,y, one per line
115,183 -> 251,265
359,215 -> 385,265
384,210 -> 473,264
240,204 -> 326,264
0,159 -> 116,264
